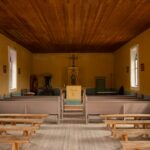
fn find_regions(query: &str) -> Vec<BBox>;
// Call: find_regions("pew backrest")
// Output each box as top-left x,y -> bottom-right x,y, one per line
85,95 -> 150,123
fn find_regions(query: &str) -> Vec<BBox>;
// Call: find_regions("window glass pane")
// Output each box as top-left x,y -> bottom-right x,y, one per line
130,45 -> 139,87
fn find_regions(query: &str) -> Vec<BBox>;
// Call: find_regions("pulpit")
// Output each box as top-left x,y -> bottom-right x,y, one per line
65,85 -> 82,105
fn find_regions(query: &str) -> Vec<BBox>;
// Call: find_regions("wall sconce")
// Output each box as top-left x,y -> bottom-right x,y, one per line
126,66 -> 129,73
3,65 -> 7,73
141,63 -> 145,71
18,68 -> 21,74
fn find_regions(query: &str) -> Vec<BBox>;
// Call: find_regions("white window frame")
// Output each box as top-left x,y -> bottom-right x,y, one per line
130,44 -> 139,88
8,46 -> 17,91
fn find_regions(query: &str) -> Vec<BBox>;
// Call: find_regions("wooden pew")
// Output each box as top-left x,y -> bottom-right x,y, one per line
100,114 -> 150,120
0,126 -> 38,136
0,135 -> 29,150
121,141 -> 150,150
104,120 -> 150,129
86,95 -> 137,100
85,99 -> 124,123
0,114 -> 48,119
85,95 -> 150,123
112,129 -> 150,141
0,96 -> 61,123
0,118 -> 43,127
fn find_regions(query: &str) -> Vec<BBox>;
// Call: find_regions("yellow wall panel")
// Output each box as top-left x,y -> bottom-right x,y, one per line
32,53 -> 114,88
0,34 -> 32,96
114,28 -> 150,95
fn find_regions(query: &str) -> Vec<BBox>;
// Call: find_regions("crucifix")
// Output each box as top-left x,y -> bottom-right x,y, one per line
69,54 -> 78,67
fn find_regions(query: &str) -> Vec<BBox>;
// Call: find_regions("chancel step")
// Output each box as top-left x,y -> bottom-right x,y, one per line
62,116 -> 85,121
62,116 -> 86,123
62,103 -> 85,123
64,109 -> 84,112
63,112 -> 84,115
64,105 -> 84,111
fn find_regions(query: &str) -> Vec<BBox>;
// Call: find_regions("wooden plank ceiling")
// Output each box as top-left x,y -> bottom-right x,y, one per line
0,0 -> 150,53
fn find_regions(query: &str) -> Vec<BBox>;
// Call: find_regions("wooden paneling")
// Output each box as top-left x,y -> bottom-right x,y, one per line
0,0 -> 150,53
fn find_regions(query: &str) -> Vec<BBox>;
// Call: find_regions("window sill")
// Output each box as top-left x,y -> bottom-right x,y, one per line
9,88 -> 17,92
131,86 -> 140,91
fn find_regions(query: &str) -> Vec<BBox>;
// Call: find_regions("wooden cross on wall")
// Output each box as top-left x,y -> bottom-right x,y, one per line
69,54 -> 78,67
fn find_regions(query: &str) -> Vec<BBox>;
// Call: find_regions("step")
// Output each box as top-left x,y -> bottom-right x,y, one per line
64,108 -> 84,112
63,112 -> 84,115
62,119 -> 86,124
64,104 -> 84,107
62,117 -> 86,121
63,114 -> 85,118
64,105 -> 84,110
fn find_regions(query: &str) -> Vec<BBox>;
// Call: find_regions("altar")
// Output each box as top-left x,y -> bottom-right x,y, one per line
67,67 -> 79,85
66,54 -> 80,85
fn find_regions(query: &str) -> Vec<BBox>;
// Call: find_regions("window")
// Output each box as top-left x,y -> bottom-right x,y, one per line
8,47 -> 17,90
130,45 -> 139,87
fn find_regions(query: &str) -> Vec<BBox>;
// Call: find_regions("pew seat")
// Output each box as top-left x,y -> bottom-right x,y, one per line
121,141 -> 150,150
0,118 -> 43,127
0,126 -> 38,136
0,135 -> 29,150
112,129 -> 150,141
0,114 -> 48,119
100,114 -> 150,120
104,120 -> 150,129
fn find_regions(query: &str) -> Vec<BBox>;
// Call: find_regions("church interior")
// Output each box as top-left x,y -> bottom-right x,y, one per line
0,0 -> 150,150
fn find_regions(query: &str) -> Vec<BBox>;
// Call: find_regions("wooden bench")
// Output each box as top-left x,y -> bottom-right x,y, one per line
85,95 -> 150,123
0,114 -> 48,119
112,129 -> 150,141
104,120 -> 150,129
0,135 -> 29,150
100,114 -> 150,120
0,118 -> 43,127
0,126 -> 38,137
121,141 -> 150,150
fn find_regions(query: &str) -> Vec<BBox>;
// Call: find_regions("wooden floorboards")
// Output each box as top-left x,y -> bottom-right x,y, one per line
0,123 -> 122,150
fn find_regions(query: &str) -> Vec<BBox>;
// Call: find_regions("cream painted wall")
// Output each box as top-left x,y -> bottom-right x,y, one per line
114,28 -> 150,95
0,34 -> 32,96
32,53 -> 114,88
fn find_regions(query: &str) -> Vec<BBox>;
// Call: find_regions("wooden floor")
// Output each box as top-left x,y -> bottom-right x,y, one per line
0,123 -> 122,150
